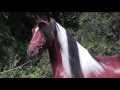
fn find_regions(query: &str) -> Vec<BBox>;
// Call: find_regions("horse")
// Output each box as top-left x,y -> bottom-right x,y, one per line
27,16 -> 120,78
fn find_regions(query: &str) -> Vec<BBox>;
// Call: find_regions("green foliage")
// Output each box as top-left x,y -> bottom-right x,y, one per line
77,12 -> 120,55
15,52 -> 53,78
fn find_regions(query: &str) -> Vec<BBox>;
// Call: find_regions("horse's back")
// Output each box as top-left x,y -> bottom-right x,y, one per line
96,55 -> 120,64
94,55 -> 120,78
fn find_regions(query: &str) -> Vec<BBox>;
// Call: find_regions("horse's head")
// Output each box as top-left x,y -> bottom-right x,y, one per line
27,16 -> 56,59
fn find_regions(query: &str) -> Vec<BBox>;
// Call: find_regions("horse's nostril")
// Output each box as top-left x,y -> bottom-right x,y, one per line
29,51 -> 34,57
31,51 -> 34,55
31,51 -> 33,54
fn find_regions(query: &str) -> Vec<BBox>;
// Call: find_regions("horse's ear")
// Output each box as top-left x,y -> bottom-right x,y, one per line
37,15 -> 41,21
37,14 -> 50,22
47,17 -> 50,22
46,14 -> 50,22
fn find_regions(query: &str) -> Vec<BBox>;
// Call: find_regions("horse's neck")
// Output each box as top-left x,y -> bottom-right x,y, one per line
56,23 -> 73,77
48,38 -> 68,78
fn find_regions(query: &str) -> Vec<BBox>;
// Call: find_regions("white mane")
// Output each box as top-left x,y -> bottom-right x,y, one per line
56,22 -> 72,77
55,22 -> 105,78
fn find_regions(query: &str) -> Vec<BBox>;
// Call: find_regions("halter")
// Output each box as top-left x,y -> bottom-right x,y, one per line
30,37 -> 55,49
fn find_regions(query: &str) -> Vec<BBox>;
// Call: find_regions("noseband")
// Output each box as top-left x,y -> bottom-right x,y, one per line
30,36 -> 54,49
30,39 -> 46,49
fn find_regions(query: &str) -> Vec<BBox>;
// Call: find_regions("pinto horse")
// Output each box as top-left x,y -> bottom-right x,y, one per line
27,16 -> 120,78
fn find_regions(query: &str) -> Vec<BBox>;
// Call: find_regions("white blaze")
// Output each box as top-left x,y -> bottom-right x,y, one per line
33,26 -> 39,38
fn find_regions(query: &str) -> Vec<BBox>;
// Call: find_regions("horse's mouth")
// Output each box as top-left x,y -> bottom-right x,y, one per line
27,49 -> 44,60
26,54 -> 35,59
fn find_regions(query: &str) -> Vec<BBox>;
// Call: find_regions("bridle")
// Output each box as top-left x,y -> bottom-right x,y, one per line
30,39 -> 46,49
30,19 -> 56,49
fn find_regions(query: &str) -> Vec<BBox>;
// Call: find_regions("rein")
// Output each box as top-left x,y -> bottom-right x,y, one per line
0,60 -> 32,75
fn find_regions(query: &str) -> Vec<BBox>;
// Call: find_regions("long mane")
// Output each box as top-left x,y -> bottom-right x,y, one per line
55,21 -> 105,78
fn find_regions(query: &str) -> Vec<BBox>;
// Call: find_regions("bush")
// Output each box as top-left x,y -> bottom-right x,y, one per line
77,12 -> 120,55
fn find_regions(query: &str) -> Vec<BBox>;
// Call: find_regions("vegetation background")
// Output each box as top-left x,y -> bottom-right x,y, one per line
0,12 -> 120,78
